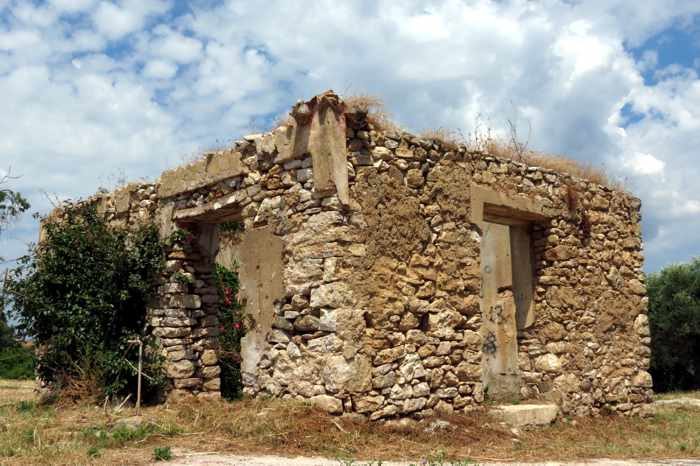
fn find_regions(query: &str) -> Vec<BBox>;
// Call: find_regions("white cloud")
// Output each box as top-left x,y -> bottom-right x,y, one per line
151,32 -> 202,64
93,1 -> 141,40
49,0 -> 96,13
93,0 -> 171,40
143,59 -> 177,79
1,0 -> 700,274
0,30 -> 41,50
624,152 -> 665,176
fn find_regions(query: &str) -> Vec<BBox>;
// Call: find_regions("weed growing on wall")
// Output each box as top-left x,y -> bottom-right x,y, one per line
214,263 -> 245,400
6,205 -> 166,402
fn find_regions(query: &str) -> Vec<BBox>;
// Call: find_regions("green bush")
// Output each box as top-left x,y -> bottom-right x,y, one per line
647,258 -> 700,392
6,205 -> 166,401
153,446 -> 173,461
0,345 -> 35,379
214,263 -> 245,400
0,306 -> 35,379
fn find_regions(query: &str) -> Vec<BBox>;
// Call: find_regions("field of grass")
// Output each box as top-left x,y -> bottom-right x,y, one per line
1,380 -> 699,465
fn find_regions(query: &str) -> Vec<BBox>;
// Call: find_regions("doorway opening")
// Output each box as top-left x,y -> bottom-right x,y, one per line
470,185 -> 548,402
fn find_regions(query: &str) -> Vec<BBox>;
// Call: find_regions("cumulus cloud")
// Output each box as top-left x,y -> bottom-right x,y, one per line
1,0 -> 700,274
143,59 -> 177,79
0,29 -> 41,50
93,0 -> 171,40
49,0 -> 96,13
624,153 -> 665,176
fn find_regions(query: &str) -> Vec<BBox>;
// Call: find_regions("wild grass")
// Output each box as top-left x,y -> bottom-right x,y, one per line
344,94 -> 401,134
1,379 -> 699,465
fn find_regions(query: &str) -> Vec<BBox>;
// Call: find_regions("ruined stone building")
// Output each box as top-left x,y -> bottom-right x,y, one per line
68,91 -> 652,419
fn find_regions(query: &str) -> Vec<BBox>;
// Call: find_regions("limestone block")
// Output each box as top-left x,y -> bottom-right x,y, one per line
310,394 -> 343,414
201,349 -> 218,366
534,354 -> 562,373
158,150 -> 245,198
633,314 -> 650,337
374,346 -> 406,365
553,373 -> 579,393
402,397 -> 427,413
203,378 -> 221,391
628,279 -> 646,296
355,395 -> 385,413
632,370 -> 653,388
294,315 -> 320,332
310,282 -> 354,308
493,404 -> 559,427
173,378 -> 200,389
202,365 -> 221,379
399,353 -> 427,381
154,327 -> 190,338
166,360 -> 195,379
307,334 -> 343,353
322,354 -> 371,393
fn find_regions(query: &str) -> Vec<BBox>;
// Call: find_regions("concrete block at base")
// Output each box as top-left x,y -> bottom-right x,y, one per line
653,399 -> 700,410
492,404 -> 559,427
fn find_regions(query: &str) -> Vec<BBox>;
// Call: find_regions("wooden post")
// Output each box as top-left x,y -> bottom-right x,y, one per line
128,338 -> 143,414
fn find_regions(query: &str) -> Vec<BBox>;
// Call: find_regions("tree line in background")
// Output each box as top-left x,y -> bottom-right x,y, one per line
647,257 -> 700,392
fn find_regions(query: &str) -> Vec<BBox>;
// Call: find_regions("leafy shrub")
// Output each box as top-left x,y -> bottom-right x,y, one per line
0,345 -> 35,379
6,205 -> 166,401
153,446 -> 173,461
647,258 -> 700,392
214,263 -> 245,400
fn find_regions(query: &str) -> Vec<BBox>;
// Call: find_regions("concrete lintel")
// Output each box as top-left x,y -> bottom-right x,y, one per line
158,150 -> 246,199
172,193 -> 242,223
470,184 -> 552,226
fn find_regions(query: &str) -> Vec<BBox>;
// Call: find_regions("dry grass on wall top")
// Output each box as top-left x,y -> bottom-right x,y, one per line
342,94 -> 622,191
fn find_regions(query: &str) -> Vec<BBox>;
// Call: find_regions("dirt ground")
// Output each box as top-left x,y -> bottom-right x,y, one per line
1,379 -> 700,466
162,452 -> 700,466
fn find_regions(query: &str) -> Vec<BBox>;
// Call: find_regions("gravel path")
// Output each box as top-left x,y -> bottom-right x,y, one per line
161,452 -> 700,466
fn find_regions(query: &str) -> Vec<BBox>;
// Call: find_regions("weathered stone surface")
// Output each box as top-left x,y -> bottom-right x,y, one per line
294,315 -> 321,332
493,404 -> 559,427
535,354 -> 562,373
67,91 -> 648,418
323,355 -> 371,393
166,360 -> 195,379
158,150 -> 245,198
310,282 -> 354,308
632,370 -> 653,388
310,394 -> 343,414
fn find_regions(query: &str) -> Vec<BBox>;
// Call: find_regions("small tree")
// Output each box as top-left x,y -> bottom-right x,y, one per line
0,172 -> 34,379
7,205 -> 166,400
647,258 -> 700,392
0,170 -> 30,240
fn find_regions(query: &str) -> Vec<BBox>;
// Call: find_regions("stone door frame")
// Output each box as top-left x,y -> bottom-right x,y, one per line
470,184 -> 550,401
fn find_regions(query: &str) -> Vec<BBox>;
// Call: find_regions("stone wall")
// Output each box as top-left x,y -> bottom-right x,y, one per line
58,91 -> 651,419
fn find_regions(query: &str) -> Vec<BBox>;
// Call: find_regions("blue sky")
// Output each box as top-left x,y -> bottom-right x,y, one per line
1,0 -> 700,274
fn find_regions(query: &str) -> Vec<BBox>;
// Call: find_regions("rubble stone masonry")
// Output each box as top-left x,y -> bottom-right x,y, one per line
57,91 -> 651,419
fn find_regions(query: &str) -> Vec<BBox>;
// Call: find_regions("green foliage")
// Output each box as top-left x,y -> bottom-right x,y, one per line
16,400 -> 35,413
153,446 -> 173,461
219,220 -> 244,233
0,184 -> 30,237
6,205 -> 166,401
0,299 -> 35,379
647,258 -> 700,392
214,263 -> 245,400
0,346 -> 35,379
